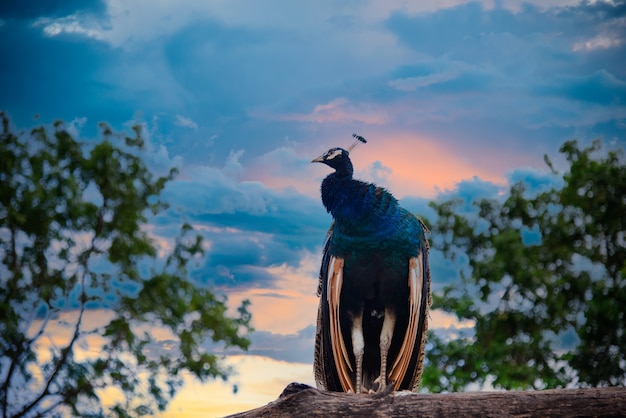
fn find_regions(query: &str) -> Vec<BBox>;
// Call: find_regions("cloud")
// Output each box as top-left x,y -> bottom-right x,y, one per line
178,308 -> 480,416
0,22 -> 123,128
174,114 -> 198,130
5,0 -> 621,168
368,160 -> 393,185
224,253 -> 321,333
0,0 -> 105,20
224,149 -> 245,176
435,176 -> 503,210
264,98 -> 389,125
243,145 -> 321,195
535,70 -> 626,105
26,309 -> 315,416
345,132 -> 510,199
384,1 -> 625,88
168,168 -> 277,215
224,326 -> 316,364
573,33 -> 622,51
156,162 -> 330,289
388,70 -> 460,91
32,13 -> 106,39
506,167 -> 564,195
63,116 -> 88,137
163,355 -> 315,417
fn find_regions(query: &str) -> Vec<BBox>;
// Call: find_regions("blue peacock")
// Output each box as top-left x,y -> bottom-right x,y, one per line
312,134 -> 431,393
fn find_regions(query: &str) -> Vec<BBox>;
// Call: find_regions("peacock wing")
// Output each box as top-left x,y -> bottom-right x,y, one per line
314,226 -> 355,392
388,222 -> 431,391
327,256 -> 355,392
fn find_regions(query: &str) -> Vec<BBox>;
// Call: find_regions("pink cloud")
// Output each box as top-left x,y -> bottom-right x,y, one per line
340,131 -> 542,198
256,98 -> 388,125
291,132 -> 508,199
242,123 -> 543,206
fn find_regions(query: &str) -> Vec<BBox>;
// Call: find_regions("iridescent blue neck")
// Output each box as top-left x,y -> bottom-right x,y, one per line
320,170 -> 352,218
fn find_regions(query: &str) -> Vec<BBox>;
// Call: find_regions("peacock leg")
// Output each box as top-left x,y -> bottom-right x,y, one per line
378,308 -> 396,392
351,311 -> 365,393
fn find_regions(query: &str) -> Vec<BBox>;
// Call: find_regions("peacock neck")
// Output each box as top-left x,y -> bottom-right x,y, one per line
320,170 -> 352,218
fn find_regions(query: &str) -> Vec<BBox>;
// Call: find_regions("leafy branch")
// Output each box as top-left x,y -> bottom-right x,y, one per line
0,113 -> 252,417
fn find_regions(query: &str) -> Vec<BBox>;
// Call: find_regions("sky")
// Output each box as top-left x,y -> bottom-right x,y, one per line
1,0 -> 625,416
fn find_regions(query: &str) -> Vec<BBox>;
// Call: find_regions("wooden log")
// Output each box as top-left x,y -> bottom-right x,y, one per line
226,383 -> 626,417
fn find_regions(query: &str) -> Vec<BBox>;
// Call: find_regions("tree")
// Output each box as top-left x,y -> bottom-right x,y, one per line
421,139 -> 626,392
0,113 -> 252,417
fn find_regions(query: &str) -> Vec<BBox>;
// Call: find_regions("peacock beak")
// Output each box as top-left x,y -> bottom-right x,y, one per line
311,154 -> 325,163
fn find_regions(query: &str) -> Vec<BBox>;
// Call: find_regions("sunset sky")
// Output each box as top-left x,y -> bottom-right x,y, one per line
1,0 -> 625,416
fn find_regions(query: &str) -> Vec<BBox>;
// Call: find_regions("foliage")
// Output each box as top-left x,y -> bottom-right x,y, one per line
422,139 -> 625,391
0,113 -> 252,417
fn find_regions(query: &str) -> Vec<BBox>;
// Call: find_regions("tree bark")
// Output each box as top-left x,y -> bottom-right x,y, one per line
226,383 -> 626,417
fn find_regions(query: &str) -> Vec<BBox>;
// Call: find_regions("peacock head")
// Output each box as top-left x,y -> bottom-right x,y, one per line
311,147 -> 351,169
311,134 -> 366,173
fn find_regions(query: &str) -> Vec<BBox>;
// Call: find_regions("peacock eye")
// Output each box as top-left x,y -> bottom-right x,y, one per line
326,149 -> 343,160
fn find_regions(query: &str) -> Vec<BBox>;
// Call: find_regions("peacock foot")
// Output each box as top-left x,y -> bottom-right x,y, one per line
373,375 -> 389,393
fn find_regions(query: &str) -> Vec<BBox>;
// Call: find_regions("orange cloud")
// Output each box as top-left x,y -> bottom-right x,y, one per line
430,309 -> 475,330
163,355 -> 315,417
315,131 -> 509,199
227,253 -> 319,334
24,297 -> 476,417
162,309 -> 474,416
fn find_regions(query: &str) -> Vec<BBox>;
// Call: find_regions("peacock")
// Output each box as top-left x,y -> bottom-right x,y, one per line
312,134 -> 431,393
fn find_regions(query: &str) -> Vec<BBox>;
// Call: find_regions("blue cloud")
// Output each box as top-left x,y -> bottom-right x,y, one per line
437,177 -> 502,212
535,70 -> 626,105
0,22 -> 131,131
507,167 -> 564,195
386,1 -> 623,65
385,0 -> 626,113
201,324 -> 315,364
0,0 -> 105,20
232,325 -> 316,364
386,3 -> 541,59
158,172 -> 329,288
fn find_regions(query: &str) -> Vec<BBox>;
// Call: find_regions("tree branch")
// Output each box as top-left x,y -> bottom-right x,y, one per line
227,384 -> 626,418
11,250 -> 92,418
